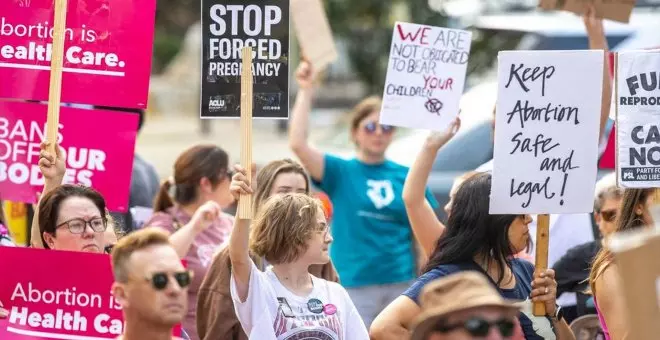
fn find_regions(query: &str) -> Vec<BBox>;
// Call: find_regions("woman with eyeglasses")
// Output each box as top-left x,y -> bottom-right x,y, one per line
371,172 -> 575,340
589,188 -> 659,340
228,167 -> 369,339
144,144 -> 235,340
196,158 -> 339,340
288,61 -> 438,327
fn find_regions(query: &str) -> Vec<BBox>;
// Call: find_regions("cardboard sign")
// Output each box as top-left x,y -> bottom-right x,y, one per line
0,247 -> 182,339
201,0 -> 290,119
616,50 -> 660,188
538,0 -> 635,24
490,50 -> 603,214
0,0 -> 156,108
0,101 -> 138,212
380,22 -> 471,132
290,0 -> 337,72
609,216 -> 660,340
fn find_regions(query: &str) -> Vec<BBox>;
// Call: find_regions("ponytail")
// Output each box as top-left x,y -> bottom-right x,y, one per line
153,178 -> 175,213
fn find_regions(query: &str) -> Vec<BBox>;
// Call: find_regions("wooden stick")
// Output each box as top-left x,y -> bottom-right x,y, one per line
45,0 -> 68,155
238,46 -> 253,219
533,214 -> 550,316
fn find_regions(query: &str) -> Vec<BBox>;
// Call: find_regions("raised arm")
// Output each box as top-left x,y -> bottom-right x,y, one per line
288,61 -> 325,182
402,118 -> 460,257
583,4 -> 611,141
166,201 -> 221,258
31,142 -> 65,248
227,164 -> 255,302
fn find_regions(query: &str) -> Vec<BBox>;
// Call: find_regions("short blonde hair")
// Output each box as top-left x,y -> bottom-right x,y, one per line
249,193 -> 325,264
111,228 -> 171,282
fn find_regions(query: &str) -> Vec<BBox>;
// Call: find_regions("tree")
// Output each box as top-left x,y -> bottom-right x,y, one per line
325,0 -> 448,94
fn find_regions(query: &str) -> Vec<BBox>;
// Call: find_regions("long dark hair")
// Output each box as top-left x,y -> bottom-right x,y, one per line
423,173 -> 524,285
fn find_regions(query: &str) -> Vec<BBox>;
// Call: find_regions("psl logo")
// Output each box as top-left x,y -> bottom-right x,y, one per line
366,180 -> 395,209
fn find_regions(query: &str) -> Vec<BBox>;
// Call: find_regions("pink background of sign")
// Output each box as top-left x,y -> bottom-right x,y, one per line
0,101 -> 138,212
0,0 -> 156,108
0,247 -> 182,339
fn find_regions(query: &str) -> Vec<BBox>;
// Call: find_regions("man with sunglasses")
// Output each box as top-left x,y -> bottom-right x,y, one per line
110,228 -> 192,340
552,172 -> 622,321
411,272 -> 521,340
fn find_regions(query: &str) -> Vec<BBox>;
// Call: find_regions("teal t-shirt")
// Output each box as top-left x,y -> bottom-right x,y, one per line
312,154 -> 439,288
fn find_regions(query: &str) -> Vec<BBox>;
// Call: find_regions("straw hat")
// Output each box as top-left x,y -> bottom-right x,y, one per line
411,272 -> 520,340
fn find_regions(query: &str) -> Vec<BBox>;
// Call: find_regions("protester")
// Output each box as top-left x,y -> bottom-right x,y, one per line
110,228 -> 190,340
145,144 -> 235,340
289,60 -> 438,327
103,108 -> 161,232
38,184 -> 109,252
411,272 -> 521,340
228,168 -> 369,339
370,173 -> 575,340
475,5 -> 613,313
553,172 -> 622,321
589,188 -> 658,339
196,159 -> 339,340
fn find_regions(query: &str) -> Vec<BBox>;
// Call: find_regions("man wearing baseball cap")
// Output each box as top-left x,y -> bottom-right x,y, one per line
412,272 -> 523,340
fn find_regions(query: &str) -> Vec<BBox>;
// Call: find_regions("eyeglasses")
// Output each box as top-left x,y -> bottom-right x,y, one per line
600,209 -> 617,222
56,217 -> 107,234
144,271 -> 193,290
434,317 -> 515,337
363,121 -> 394,134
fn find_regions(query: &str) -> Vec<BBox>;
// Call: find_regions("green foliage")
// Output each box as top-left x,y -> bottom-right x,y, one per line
325,0 -> 448,94
152,32 -> 183,73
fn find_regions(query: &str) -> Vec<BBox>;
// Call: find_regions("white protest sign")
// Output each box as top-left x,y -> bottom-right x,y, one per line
490,50 -> 603,214
380,22 -> 471,131
616,50 -> 660,188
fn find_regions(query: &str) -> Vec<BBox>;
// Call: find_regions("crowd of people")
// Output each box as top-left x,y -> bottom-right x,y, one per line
1,5 -> 656,340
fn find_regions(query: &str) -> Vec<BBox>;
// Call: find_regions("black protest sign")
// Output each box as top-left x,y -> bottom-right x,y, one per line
616,51 -> 660,187
201,0 -> 289,119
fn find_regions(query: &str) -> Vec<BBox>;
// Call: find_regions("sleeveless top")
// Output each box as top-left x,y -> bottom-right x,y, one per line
594,298 -> 611,340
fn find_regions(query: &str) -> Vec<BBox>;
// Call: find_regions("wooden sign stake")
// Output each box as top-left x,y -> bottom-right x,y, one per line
533,214 -> 550,316
238,46 -> 254,219
45,0 -> 68,155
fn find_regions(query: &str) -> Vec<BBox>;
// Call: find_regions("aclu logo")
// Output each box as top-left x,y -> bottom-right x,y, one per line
208,96 -> 227,112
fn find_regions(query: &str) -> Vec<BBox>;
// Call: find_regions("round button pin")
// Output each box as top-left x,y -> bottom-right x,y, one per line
307,298 -> 324,314
323,304 -> 337,315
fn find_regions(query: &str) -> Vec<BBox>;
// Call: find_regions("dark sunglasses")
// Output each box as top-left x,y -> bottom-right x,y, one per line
434,317 -> 515,337
600,209 -> 617,223
363,121 -> 394,134
146,271 -> 193,290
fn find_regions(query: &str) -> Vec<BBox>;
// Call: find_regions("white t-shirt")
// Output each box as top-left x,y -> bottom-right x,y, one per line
230,261 -> 369,340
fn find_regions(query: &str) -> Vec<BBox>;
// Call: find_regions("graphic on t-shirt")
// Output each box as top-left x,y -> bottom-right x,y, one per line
516,299 -> 556,340
274,297 -> 343,340
366,179 -> 394,209
197,244 -> 219,268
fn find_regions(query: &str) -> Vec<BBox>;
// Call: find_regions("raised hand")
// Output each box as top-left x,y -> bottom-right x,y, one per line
424,116 -> 461,150
38,142 -> 65,184
190,201 -> 221,233
295,61 -> 316,90
229,164 -> 255,201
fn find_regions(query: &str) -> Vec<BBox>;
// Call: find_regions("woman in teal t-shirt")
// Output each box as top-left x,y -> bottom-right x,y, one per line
288,61 -> 438,327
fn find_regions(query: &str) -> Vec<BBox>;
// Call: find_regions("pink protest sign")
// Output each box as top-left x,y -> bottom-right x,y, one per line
0,101 -> 137,212
0,247 -> 182,339
0,0 -> 156,108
